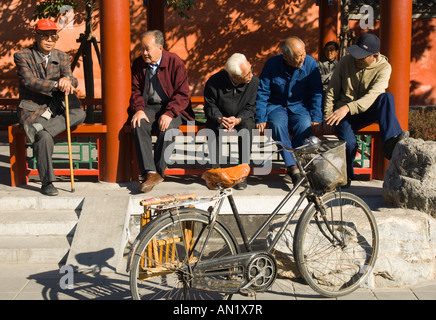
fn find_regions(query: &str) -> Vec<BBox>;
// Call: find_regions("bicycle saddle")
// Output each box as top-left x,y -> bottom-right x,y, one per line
201,164 -> 250,190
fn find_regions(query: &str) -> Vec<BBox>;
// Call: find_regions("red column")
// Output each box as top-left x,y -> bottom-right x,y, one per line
378,0 -> 412,178
318,0 -> 339,57
100,0 -> 131,182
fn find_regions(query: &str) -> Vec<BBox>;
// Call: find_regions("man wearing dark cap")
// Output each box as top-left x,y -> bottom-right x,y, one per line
323,33 -> 408,184
14,19 -> 86,196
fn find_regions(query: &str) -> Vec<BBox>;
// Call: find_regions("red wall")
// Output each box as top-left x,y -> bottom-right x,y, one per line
1,1 -> 435,106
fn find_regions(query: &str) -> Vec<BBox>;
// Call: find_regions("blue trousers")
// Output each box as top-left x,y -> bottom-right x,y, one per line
336,92 -> 403,179
267,107 -> 312,167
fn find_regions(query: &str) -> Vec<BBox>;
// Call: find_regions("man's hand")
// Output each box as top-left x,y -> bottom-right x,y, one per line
256,122 -> 267,133
131,110 -> 149,129
221,116 -> 241,130
57,77 -> 75,95
325,105 -> 350,126
158,114 -> 173,131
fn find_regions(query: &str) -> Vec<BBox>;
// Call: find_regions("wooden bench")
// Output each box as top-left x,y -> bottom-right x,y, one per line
163,122 -> 380,179
8,122 -> 107,186
6,96 -> 382,186
128,97 -> 381,179
6,97 -> 207,186
170,97 -> 380,180
354,123 -> 381,180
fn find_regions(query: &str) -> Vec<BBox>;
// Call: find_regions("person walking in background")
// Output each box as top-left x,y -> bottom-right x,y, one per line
317,41 -> 339,106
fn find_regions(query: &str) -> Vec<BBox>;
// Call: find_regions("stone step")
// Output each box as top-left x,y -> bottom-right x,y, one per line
0,236 -> 71,263
0,210 -> 78,236
0,196 -> 84,212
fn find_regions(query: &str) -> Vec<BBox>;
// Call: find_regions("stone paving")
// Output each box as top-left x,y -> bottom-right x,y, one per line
1,131 -> 435,302
1,263 -> 436,300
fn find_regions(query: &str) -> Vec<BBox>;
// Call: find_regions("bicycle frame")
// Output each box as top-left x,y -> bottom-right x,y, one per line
207,139 -> 324,253
129,137 -> 378,299
213,175 -> 314,255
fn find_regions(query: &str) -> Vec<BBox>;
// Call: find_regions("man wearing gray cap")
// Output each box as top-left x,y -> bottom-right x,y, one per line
323,33 -> 408,184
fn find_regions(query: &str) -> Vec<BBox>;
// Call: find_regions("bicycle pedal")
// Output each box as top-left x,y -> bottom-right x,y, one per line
238,288 -> 256,297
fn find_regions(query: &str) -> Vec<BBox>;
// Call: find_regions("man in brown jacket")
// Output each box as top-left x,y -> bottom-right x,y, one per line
324,33 -> 408,184
14,19 -> 85,196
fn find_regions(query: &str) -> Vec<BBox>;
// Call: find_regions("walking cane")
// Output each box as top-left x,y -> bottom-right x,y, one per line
65,93 -> 75,192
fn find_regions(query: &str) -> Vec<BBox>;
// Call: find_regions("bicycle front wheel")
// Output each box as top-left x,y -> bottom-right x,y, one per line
294,191 -> 379,297
129,208 -> 239,300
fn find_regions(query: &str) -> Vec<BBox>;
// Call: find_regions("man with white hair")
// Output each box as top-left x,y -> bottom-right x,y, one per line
204,53 -> 259,189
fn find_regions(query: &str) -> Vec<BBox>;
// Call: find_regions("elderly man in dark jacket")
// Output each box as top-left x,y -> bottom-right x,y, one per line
129,30 -> 194,193
14,19 -> 86,196
204,53 -> 259,189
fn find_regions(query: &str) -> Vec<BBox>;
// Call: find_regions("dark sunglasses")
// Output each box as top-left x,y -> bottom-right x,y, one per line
36,31 -> 59,41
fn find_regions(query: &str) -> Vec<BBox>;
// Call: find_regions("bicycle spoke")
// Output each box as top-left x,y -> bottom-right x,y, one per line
130,209 -> 238,300
295,192 -> 379,297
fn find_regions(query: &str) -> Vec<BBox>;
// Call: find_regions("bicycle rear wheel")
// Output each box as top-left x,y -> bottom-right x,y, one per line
129,208 -> 239,300
294,191 -> 379,297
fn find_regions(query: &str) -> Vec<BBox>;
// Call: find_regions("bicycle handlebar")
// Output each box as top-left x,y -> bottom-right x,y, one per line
260,136 -> 322,155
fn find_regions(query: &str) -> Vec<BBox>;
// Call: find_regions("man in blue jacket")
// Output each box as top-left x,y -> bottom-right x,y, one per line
256,36 -> 323,184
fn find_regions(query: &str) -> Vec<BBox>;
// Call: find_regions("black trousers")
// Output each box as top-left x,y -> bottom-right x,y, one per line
132,104 -> 182,177
34,108 -> 86,185
206,118 -> 255,168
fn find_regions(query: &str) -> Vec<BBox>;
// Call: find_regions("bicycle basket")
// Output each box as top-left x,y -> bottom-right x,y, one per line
302,140 -> 347,193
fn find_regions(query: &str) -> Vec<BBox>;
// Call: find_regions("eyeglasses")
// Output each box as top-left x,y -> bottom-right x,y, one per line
36,31 -> 59,42
240,68 -> 253,81
291,52 -> 306,61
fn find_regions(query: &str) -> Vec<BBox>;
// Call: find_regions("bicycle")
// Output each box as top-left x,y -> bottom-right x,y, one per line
127,136 -> 379,299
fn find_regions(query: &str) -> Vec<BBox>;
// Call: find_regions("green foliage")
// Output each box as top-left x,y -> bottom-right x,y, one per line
32,0 -> 78,21
32,1 -> 195,20
167,0 -> 195,19
409,108 -> 436,141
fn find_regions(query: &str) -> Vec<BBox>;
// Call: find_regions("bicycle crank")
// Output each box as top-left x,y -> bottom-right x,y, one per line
185,251 -> 278,295
242,252 -> 277,293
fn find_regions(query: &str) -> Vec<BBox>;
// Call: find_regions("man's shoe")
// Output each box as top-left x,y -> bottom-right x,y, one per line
284,165 -> 301,185
41,183 -> 59,196
139,172 -> 164,193
383,130 -> 409,160
234,178 -> 247,190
